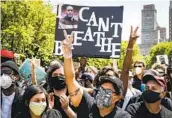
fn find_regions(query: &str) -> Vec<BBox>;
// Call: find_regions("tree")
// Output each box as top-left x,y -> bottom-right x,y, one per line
1,0 -> 56,66
146,42 -> 172,68
117,41 -> 144,70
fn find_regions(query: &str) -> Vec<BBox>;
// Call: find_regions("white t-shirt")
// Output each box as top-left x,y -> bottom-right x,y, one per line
1,92 -> 15,118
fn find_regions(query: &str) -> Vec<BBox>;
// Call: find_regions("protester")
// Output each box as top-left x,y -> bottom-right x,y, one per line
46,60 -> 77,118
15,85 -> 62,118
79,72 -> 95,88
121,71 -> 141,110
85,66 -> 98,78
1,49 -> 15,63
62,30 -> 131,118
93,66 -> 119,88
151,63 -> 166,77
0,60 -> 24,118
132,61 -> 145,91
126,69 -> 172,118
166,64 -> 172,99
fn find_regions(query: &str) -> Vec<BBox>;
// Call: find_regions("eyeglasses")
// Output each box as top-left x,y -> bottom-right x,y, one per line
134,65 -> 143,68
99,87 -> 116,95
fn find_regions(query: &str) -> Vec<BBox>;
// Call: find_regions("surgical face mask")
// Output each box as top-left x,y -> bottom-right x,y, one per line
0,74 -> 14,89
142,90 -> 161,103
135,67 -> 142,75
29,102 -> 47,116
96,87 -> 113,108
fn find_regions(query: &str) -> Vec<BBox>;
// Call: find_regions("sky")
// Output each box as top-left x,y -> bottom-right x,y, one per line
48,0 -> 170,44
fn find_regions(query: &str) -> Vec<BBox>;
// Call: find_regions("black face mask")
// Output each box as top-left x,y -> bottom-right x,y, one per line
142,90 -> 161,103
49,76 -> 66,90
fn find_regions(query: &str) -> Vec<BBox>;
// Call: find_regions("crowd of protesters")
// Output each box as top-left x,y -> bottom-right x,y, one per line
1,27 -> 172,118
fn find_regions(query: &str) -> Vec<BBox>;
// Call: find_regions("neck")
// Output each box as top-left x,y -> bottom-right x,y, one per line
30,111 -> 41,118
99,105 -> 115,117
145,101 -> 161,114
2,84 -> 15,96
136,74 -> 142,80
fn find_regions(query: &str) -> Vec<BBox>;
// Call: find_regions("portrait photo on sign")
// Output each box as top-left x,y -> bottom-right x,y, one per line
156,55 -> 169,65
58,5 -> 80,29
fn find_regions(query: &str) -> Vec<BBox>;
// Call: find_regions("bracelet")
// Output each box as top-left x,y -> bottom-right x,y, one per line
127,48 -> 133,51
63,52 -> 73,59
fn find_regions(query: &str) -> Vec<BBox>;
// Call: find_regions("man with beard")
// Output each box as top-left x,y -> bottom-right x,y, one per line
59,6 -> 78,29
46,60 -> 76,118
0,60 -> 24,118
126,69 -> 172,118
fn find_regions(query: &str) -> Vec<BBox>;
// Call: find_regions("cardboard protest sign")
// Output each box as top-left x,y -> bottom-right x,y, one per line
19,59 -> 46,85
156,55 -> 169,65
54,4 -> 123,58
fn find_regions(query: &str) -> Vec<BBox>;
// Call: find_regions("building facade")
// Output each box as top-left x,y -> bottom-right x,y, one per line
140,4 -> 158,55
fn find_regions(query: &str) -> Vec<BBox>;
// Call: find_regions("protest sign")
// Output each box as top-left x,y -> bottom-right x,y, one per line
156,55 -> 169,65
54,4 -> 123,58
19,59 -> 46,85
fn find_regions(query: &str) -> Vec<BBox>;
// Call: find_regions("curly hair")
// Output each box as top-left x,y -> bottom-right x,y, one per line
93,66 -> 119,87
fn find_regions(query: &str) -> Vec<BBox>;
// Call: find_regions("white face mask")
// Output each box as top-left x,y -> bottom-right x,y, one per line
135,67 -> 142,75
29,102 -> 47,116
0,74 -> 14,89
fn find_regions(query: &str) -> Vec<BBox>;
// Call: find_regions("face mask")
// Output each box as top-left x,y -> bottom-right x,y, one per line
135,67 -> 142,75
0,74 -> 14,89
29,102 -> 47,116
95,87 -> 112,108
142,90 -> 161,103
50,76 -> 66,90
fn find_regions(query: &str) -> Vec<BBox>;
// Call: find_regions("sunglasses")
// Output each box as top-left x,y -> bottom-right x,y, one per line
99,87 -> 116,95
134,65 -> 143,68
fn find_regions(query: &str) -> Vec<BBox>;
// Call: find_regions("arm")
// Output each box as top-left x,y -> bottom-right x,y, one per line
62,30 -> 83,107
63,107 -> 77,118
120,26 -> 139,97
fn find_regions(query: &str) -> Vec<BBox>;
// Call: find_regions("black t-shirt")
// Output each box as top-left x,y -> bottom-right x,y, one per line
132,75 -> 142,91
76,91 -> 131,118
126,94 -> 172,111
53,95 -> 76,118
126,101 -> 172,118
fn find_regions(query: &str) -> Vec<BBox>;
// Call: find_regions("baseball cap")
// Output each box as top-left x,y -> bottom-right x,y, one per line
142,69 -> 166,88
80,73 -> 94,82
1,60 -> 19,75
99,76 -> 124,95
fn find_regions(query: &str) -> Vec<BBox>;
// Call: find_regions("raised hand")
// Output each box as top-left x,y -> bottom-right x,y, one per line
62,30 -> 74,59
129,26 -> 139,45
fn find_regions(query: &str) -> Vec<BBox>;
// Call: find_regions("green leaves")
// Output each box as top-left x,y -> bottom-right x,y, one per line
146,42 -> 172,68
1,0 -> 56,66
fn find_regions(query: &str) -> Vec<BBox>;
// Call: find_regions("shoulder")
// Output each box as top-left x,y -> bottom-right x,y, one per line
126,102 -> 144,117
115,107 -> 131,118
161,97 -> 172,111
